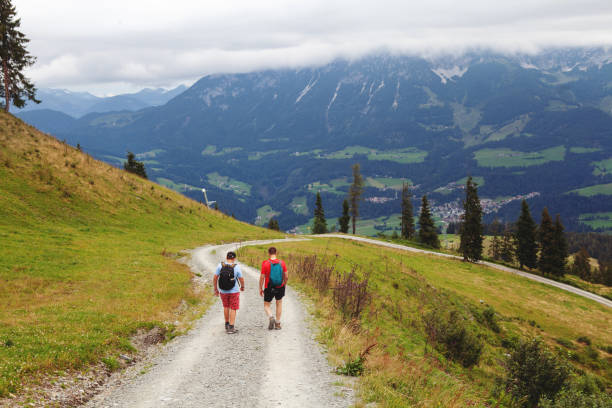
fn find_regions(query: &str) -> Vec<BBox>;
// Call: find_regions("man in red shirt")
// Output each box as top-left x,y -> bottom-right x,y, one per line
259,247 -> 288,330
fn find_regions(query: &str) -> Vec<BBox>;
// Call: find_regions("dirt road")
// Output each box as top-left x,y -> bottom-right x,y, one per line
85,239 -> 353,408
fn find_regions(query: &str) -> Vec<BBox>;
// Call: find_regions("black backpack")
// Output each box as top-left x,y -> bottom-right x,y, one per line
218,262 -> 237,290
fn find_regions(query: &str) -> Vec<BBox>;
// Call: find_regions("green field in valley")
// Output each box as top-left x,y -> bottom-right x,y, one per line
474,145 -> 566,167
201,145 -> 243,156
255,205 -> 281,226
206,172 -> 251,196
567,183 -> 612,197
592,158 -> 612,177
579,212 -> 612,229
288,196 -> 309,216
570,147 -> 602,154
323,145 -> 427,164
156,177 -> 200,193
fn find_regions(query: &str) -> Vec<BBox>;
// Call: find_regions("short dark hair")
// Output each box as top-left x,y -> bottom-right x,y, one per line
268,247 -> 277,255
226,251 -> 236,259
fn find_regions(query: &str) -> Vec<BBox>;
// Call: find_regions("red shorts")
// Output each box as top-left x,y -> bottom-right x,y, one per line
219,292 -> 240,310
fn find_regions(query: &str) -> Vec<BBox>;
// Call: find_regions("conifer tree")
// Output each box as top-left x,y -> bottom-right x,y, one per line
338,199 -> 350,233
460,176 -> 484,262
515,200 -> 538,270
552,214 -> 568,276
400,182 -> 415,239
490,235 -> 502,260
0,0 -> 39,112
500,227 -> 516,264
418,195 -> 439,248
312,192 -> 327,234
538,208 -> 556,275
571,247 -> 591,280
348,163 -> 364,234
268,218 -> 280,231
123,151 -> 147,179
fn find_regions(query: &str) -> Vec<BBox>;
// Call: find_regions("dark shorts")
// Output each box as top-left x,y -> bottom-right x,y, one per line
220,292 -> 240,310
264,286 -> 285,302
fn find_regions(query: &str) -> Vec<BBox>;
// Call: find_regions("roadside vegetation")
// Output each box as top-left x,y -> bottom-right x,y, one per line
0,111 -> 279,398
239,238 -> 611,407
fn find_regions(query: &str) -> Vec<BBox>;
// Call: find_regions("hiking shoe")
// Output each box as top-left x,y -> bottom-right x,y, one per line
226,326 -> 238,334
225,322 -> 229,332
274,322 -> 281,330
268,316 -> 276,330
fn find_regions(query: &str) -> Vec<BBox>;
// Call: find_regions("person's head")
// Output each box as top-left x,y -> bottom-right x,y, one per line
226,251 -> 236,262
268,247 -> 277,255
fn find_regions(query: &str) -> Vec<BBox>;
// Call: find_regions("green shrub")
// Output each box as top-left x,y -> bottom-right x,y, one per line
577,336 -> 592,346
424,309 -> 483,368
101,357 -> 120,371
336,356 -> 365,376
555,338 -> 575,349
482,306 -> 500,333
539,387 -> 612,408
505,338 -> 569,407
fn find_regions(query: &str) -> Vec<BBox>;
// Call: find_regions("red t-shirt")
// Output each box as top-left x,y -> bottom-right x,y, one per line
261,259 -> 287,288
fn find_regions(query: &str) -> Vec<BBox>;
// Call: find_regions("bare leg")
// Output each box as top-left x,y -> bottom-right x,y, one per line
223,307 -> 229,322
229,309 -> 237,325
264,301 -> 273,317
275,299 -> 283,322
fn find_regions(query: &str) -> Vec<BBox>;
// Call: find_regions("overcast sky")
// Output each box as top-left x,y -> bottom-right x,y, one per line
14,0 -> 612,95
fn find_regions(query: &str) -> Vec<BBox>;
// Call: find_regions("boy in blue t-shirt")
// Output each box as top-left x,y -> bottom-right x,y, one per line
213,251 -> 245,334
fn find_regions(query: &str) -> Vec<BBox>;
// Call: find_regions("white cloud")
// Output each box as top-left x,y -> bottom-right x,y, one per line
13,0 -> 612,94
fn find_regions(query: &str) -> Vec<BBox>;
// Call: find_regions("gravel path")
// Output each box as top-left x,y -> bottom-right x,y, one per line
320,234 -> 612,309
85,239 -> 353,408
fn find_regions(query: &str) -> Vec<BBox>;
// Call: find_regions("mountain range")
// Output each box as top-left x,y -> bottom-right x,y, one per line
16,48 -> 612,234
15,85 -> 187,118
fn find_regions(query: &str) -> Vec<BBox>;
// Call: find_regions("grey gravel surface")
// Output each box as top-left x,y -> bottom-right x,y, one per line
85,239 -> 353,408
320,234 -> 612,308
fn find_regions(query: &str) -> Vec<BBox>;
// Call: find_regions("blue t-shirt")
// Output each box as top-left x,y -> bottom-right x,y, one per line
215,262 -> 243,294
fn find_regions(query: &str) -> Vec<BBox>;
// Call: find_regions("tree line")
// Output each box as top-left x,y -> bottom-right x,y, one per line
308,165 -> 610,287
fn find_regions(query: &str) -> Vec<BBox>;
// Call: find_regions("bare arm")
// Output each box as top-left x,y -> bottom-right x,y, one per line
239,277 -> 245,291
259,274 -> 265,296
283,261 -> 289,286
213,275 -> 219,295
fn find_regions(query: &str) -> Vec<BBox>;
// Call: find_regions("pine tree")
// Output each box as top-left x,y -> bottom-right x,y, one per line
460,176 -> 484,262
552,215 -> 568,276
338,199 -> 350,233
312,192 -> 327,234
500,228 -> 516,264
123,152 -> 147,179
268,218 -> 280,231
348,163 -> 364,234
418,195 -> 439,248
515,200 -> 538,270
538,208 -> 556,275
400,182 -> 415,239
571,247 -> 591,280
0,0 -> 39,112
490,235 -> 502,260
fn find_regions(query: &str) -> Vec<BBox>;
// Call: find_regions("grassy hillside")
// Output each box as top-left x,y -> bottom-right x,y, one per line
0,111 -> 280,398
239,238 -> 612,407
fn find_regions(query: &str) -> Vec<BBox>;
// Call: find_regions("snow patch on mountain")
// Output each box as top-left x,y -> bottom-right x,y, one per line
327,82 -> 342,112
392,80 -> 400,111
431,66 -> 468,84
296,74 -> 319,104
363,80 -> 384,114
201,87 -> 225,107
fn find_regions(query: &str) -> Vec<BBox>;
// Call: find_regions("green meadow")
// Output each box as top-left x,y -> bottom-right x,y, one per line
238,238 -> 612,407
474,146 -> 566,168
0,112 -> 279,397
